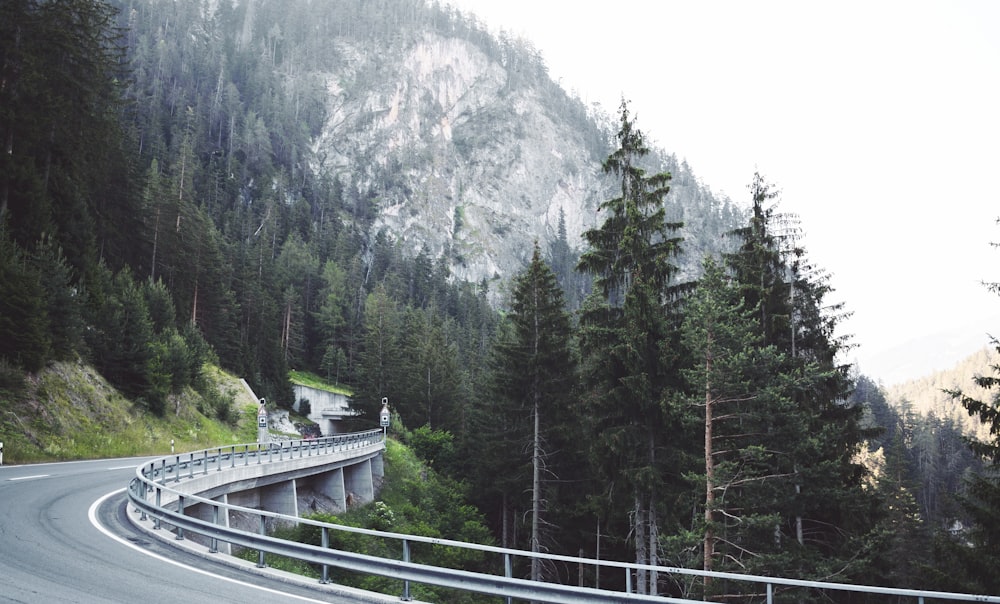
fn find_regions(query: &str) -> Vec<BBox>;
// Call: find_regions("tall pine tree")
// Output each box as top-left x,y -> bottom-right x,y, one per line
719,173 -> 877,584
577,100 -> 685,595
488,243 -> 576,581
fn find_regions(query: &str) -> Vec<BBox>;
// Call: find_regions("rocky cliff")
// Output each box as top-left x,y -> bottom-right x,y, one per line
299,5 -> 741,285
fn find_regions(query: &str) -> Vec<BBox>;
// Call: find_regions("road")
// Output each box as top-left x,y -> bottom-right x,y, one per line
0,457 -> 394,603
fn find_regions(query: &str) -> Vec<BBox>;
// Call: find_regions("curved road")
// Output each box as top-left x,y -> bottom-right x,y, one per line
0,457 -> 395,603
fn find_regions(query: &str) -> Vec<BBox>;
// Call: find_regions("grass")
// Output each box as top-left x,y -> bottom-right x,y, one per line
0,359 -> 259,464
288,369 -> 353,396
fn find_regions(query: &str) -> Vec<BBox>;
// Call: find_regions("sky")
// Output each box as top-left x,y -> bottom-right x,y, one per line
448,0 -> 1000,382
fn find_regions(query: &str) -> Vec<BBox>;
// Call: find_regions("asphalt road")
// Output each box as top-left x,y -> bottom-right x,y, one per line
0,457 -> 400,603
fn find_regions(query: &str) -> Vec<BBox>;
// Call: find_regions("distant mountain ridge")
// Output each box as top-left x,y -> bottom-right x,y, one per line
883,343 -> 997,440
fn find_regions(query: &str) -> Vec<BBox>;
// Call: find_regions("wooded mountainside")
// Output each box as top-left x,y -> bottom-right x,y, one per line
2,0 -> 1000,598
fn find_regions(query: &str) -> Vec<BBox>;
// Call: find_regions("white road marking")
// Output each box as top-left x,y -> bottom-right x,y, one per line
9,474 -> 49,481
89,489 -> 328,603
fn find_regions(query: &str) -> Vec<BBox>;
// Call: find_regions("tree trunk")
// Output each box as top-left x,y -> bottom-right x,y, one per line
648,497 -> 658,595
635,495 -> 647,594
531,387 -> 541,581
191,280 -> 198,326
704,331 -> 715,588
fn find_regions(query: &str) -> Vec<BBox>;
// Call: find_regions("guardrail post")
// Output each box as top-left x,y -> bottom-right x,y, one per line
625,567 -> 632,594
504,553 -> 513,604
210,504 -> 219,553
320,527 -> 330,584
176,495 -> 185,541
767,582 -> 773,604
402,539 -> 412,601
257,514 -> 267,568
154,488 -> 161,530
138,480 -> 147,521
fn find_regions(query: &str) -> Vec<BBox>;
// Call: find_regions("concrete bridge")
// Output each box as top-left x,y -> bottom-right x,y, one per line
133,431 -> 385,555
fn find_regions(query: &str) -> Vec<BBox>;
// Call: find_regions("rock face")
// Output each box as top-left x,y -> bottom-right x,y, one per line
311,31 -> 615,285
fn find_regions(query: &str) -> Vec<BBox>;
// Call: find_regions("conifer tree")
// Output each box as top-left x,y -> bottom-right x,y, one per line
719,173 -> 876,582
577,100 -> 684,594
489,243 -> 576,581
0,228 -> 49,372
941,306 -> 1000,592
680,258 -> 773,580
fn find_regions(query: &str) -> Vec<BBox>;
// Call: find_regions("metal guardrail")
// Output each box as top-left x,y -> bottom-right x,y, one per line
128,432 -> 1000,604
135,430 -> 383,486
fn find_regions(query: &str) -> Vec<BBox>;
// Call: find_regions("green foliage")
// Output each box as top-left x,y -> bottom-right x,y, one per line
288,370 -> 352,395
405,424 -> 456,471
705,173 -> 879,585
0,229 -> 50,371
249,439 -> 494,603
0,360 -> 257,463
576,100 -> 688,584
938,334 -> 1000,592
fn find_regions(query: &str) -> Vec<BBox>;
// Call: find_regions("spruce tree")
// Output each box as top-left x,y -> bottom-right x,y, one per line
941,331 -> 1000,592
720,173 -> 877,583
0,228 -> 50,372
489,243 -> 576,581
576,100 -> 685,594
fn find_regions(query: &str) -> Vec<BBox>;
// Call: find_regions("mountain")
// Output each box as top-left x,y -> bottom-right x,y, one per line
144,0 -> 743,289
884,345 -> 998,441
0,0 -> 744,412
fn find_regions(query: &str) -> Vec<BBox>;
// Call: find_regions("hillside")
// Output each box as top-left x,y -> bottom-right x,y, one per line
884,345 -> 998,441
116,0 -> 741,290
0,361 -> 260,464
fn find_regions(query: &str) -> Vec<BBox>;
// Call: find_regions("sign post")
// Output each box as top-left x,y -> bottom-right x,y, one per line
257,398 -> 269,444
379,397 -> 391,438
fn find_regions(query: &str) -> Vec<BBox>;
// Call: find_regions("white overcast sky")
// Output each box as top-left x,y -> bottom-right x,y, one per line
449,0 -> 1000,378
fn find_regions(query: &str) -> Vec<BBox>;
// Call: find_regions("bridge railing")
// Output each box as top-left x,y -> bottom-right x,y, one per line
137,429 -> 383,486
128,432 -> 1000,604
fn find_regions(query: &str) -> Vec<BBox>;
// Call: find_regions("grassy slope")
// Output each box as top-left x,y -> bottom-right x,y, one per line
288,369 -> 353,395
0,359 -> 259,464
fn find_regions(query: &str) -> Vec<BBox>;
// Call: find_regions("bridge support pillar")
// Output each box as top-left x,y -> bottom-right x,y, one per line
313,467 -> 347,512
184,493 -> 233,554
261,479 -> 299,521
344,458 -> 374,505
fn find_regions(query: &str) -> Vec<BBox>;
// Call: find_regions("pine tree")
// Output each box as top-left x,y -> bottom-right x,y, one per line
720,173 -> 877,583
941,330 -> 1000,593
355,285 -> 403,421
489,243 -> 576,581
0,228 -> 49,372
680,258 -> 779,582
576,100 -> 685,594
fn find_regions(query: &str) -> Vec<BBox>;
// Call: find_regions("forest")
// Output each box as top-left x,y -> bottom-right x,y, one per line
2,0 -> 1000,599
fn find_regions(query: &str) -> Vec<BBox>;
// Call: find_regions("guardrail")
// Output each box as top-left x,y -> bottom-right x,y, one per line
136,430 -> 383,487
128,432 -> 1000,604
